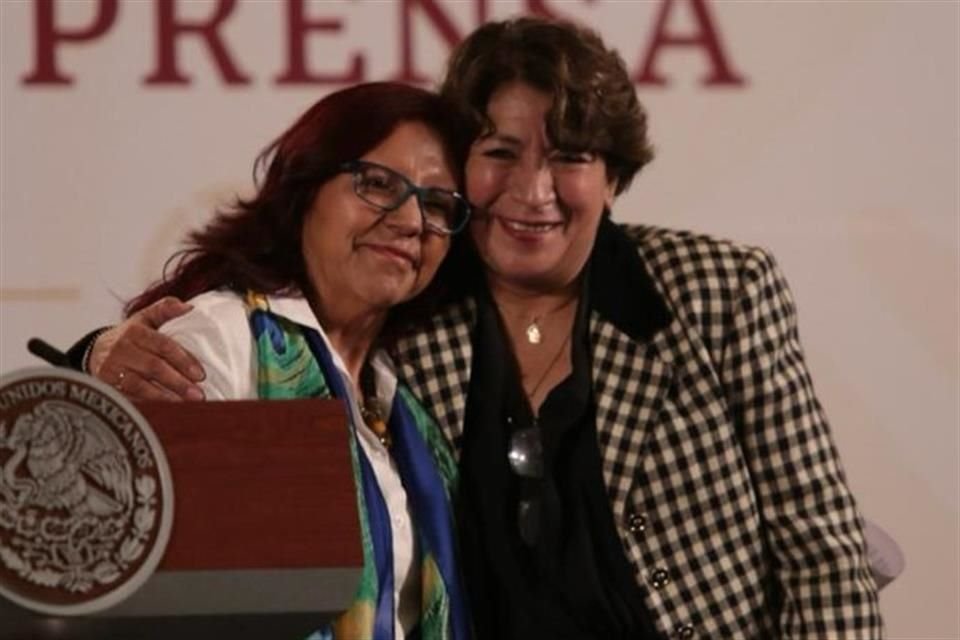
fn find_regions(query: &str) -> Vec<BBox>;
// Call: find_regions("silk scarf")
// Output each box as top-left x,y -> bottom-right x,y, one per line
244,293 -> 469,640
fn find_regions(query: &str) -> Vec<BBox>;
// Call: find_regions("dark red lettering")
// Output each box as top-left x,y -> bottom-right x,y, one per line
22,0 -> 119,85
635,0 -> 746,86
395,0 -> 487,84
275,0 -> 363,85
143,0 -> 250,86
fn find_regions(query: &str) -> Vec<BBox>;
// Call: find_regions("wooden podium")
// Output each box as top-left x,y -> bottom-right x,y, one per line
1,398 -> 362,640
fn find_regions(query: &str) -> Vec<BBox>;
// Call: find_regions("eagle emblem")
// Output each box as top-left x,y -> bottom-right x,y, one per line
0,369 -> 172,615
1,401 -> 133,517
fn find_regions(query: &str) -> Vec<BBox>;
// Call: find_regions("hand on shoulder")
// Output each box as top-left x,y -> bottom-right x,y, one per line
89,296 -> 207,402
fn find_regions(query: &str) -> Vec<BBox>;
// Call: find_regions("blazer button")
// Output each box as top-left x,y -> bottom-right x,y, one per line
650,568 -> 669,589
675,623 -> 695,638
627,512 -> 647,533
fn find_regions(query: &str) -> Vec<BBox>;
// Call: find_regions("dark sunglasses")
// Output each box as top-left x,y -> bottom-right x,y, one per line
508,425 -> 544,546
339,160 -> 471,235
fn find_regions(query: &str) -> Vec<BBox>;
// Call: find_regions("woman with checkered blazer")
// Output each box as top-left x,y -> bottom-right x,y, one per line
75,17 -> 882,640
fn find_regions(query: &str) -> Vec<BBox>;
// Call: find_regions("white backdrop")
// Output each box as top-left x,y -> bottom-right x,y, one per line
2,1 -> 958,637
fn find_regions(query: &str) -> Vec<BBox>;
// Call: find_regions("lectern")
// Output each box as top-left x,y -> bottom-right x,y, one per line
0,379 -> 362,640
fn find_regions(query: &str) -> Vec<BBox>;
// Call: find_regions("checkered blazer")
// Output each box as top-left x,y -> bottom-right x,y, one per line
393,223 -> 882,639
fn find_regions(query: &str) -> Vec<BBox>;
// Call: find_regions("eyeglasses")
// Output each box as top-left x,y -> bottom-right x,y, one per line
508,425 -> 544,546
340,160 -> 471,235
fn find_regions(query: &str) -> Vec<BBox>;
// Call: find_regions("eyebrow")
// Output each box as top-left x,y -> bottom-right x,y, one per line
480,132 -> 522,146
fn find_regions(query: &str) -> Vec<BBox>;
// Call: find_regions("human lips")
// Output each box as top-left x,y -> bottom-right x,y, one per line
360,242 -> 419,267
495,215 -> 564,235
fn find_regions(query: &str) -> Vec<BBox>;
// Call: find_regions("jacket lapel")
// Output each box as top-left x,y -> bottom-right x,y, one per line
589,311 -> 676,523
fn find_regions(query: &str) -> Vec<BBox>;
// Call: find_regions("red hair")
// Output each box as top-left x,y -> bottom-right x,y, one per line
126,82 -> 469,316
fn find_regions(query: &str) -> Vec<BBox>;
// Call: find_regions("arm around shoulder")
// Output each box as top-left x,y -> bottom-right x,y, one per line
158,292 -> 255,401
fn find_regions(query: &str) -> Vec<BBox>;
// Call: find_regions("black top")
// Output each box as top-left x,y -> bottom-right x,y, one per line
457,224 -> 664,639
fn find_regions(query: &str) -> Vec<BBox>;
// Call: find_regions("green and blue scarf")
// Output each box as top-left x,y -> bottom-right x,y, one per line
244,293 -> 468,640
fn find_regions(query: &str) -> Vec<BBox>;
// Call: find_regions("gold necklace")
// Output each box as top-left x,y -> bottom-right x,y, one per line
359,366 -> 391,448
360,400 -> 391,448
526,332 -> 571,401
518,297 -> 577,345
526,322 -> 543,345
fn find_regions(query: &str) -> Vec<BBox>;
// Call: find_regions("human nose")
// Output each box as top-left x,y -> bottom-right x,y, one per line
383,192 -> 424,235
508,160 -> 555,209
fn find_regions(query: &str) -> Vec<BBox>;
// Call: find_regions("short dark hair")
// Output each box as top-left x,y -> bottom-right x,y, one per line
126,82 -> 469,316
440,17 -> 653,194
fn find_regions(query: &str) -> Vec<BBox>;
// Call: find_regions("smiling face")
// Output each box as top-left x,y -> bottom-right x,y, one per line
466,81 -> 615,293
301,121 -> 455,318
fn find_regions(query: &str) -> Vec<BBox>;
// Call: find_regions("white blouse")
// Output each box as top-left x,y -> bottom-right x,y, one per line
160,289 -> 420,638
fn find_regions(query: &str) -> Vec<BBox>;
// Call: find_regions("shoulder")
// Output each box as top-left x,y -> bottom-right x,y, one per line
395,296 -> 476,353
619,225 -> 790,354
160,290 -> 248,339
622,224 -> 775,285
159,290 -> 254,399
620,224 -> 786,306
171,289 -> 248,317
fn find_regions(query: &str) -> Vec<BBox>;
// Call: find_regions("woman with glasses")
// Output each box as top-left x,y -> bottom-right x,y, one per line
110,82 -> 472,640
71,17 -> 880,640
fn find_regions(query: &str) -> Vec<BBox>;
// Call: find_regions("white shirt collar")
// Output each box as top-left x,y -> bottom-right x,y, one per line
264,291 -> 321,332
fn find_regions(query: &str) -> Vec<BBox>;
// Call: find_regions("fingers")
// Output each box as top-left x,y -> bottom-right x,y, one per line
95,327 -> 205,401
110,367 -> 184,403
120,337 -> 204,398
126,321 -> 206,384
137,296 -> 193,330
89,298 -> 207,402
130,298 -> 205,383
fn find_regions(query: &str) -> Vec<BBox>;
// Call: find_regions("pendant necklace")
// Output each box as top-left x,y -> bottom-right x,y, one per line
524,297 -> 577,346
527,332 -> 572,401
526,323 -> 543,345
360,400 -> 391,448
359,366 -> 391,448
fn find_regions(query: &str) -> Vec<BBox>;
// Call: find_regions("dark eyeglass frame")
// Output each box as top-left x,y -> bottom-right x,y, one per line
339,159 -> 471,235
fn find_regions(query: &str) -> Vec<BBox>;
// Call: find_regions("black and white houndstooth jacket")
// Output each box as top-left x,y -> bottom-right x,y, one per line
394,222 -> 883,639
